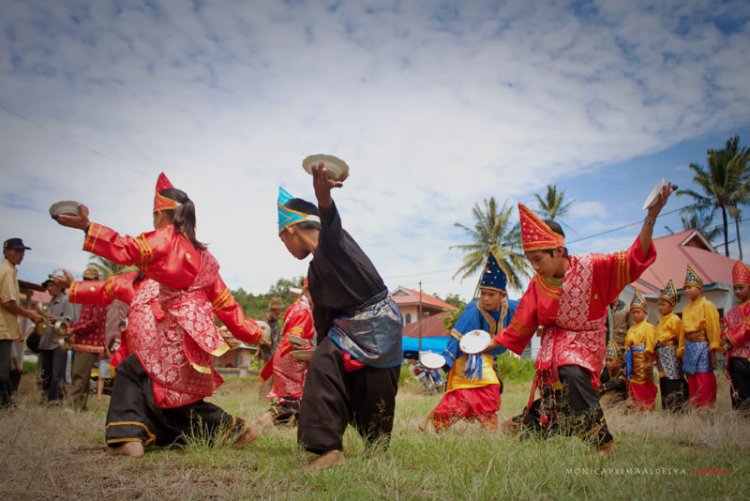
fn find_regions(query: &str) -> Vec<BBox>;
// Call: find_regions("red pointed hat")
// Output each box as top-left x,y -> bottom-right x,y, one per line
732,260 -> 750,286
518,202 -> 565,252
153,172 -> 178,213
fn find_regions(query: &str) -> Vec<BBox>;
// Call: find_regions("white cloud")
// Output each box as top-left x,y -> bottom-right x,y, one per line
1,0 -> 749,303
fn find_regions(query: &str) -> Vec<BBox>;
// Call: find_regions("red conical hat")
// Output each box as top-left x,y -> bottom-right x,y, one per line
518,202 -> 565,252
153,172 -> 178,213
732,260 -> 750,286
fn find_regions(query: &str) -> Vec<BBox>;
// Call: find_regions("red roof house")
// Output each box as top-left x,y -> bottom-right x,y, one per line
391,286 -> 459,326
624,229 -> 735,321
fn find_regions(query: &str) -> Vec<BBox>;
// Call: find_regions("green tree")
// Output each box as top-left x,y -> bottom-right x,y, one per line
533,184 -> 574,221
436,293 -> 465,310
677,135 -> 750,258
665,205 -> 722,244
86,255 -> 136,279
452,197 -> 530,292
230,277 -> 303,320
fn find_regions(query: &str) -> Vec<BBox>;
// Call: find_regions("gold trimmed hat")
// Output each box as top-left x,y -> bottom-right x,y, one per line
518,202 -> 565,252
629,289 -> 647,311
683,263 -> 704,289
479,252 -> 508,292
277,187 -> 320,234
732,260 -> 750,286
659,279 -> 678,306
153,172 -> 178,213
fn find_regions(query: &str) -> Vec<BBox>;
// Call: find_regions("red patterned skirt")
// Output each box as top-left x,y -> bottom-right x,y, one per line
431,385 -> 500,430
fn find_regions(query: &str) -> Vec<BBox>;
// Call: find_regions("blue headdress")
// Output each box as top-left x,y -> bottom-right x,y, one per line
277,187 -> 320,234
479,252 -> 508,292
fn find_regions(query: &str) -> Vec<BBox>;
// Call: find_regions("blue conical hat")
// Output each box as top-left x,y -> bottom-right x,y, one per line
684,263 -> 704,288
629,289 -> 647,311
277,187 -> 320,234
659,279 -> 678,305
479,252 -> 508,292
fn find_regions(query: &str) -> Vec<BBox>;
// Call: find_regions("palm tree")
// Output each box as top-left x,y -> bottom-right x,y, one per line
534,184 -> 574,221
86,255 -> 137,280
677,135 -> 750,258
665,205 -> 722,243
451,197 -> 530,292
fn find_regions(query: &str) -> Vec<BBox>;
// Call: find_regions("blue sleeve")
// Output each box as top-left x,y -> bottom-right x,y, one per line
442,302 -> 482,370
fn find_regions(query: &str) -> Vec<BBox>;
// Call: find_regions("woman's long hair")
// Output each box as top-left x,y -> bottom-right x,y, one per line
159,188 -> 207,250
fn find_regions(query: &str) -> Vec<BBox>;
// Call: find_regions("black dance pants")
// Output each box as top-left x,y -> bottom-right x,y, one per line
659,376 -> 688,412
297,337 -> 400,454
516,365 -> 614,447
105,355 -> 245,447
728,357 -> 750,412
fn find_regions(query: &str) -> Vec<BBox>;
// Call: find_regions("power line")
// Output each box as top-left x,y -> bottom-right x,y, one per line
0,102 -> 142,173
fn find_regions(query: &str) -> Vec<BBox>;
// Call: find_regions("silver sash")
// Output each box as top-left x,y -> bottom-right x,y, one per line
328,292 -> 404,368
656,344 -> 683,379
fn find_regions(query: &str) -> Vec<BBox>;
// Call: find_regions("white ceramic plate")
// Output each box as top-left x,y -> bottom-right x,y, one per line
291,349 -> 314,362
302,154 -> 350,180
49,200 -> 80,218
642,179 -> 665,210
288,334 -> 309,347
459,330 -> 491,354
419,351 -> 446,369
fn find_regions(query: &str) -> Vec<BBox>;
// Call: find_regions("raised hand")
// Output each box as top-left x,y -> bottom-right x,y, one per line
55,203 -> 91,231
312,162 -> 347,210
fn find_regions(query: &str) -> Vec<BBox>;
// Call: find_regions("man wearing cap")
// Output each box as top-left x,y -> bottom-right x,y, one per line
67,267 -> 107,411
1,238 -> 43,409
38,276 -> 78,405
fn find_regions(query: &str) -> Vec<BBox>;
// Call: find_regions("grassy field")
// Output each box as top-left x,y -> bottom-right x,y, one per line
1,368 -> 748,500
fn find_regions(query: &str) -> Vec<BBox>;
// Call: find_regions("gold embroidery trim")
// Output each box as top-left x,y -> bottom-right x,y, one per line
134,234 -> 154,266
84,223 -> 102,252
212,288 -> 233,310
509,317 -> 536,337
104,278 -> 117,300
211,342 -> 230,357
69,281 -> 78,303
535,275 -> 561,299
287,326 -> 304,336
106,421 -> 156,446
190,362 -> 212,374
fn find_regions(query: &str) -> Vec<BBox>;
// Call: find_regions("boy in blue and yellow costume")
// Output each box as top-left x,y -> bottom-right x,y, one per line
423,253 -> 518,431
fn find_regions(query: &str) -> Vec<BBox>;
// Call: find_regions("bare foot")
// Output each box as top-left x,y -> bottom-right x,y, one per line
108,441 -> 144,458
500,418 -> 520,435
304,450 -> 345,471
256,412 -> 275,431
232,425 -> 259,449
597,441 -> 616,459
418,419 -> 437,435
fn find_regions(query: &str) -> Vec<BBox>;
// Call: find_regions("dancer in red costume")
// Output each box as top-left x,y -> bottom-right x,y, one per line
54,172 -> 266,457
258,283 -> 315,428
486,182 -> 672,458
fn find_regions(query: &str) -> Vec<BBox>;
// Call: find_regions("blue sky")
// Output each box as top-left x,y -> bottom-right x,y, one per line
1,0 -> 749,301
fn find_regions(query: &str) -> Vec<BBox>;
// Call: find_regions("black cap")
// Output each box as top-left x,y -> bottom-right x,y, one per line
3,238 -> 31,250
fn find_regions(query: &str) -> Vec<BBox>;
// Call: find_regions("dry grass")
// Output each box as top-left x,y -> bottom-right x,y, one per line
1,373 -> 748,500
